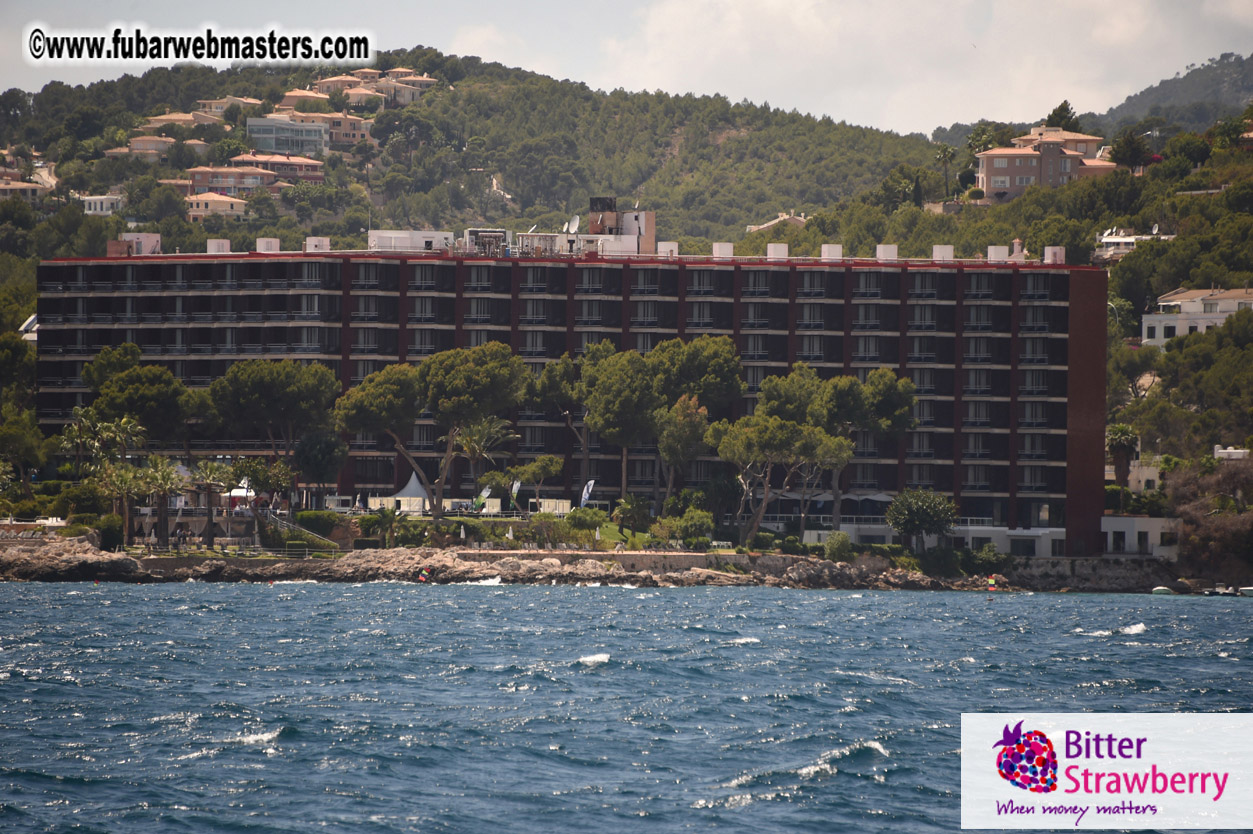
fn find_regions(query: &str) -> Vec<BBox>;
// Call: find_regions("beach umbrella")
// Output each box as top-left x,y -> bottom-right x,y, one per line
460,525 -> 466,539
506,527 -> 514,540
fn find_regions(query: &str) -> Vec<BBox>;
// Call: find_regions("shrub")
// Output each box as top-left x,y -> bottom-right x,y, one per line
824,531 -> 853,562
683,536 -> 711,552
918,546 -> 964,577
52,484 -> 109,518
34,480 -> 68,497
354,537 -> 380,550
748,531 -> 776,552
962,542 -> 1012,575
96,513 -> 124,551
674,507 -> 713,541
10,498 -> 47,521
967,187 -> 985,200
566,507 -> 608,531
294,510 -> 340,538
57,524 -> 92,538
68,513 -> 99,527
526,513 -> 571,547
780,535 -> 806,555
648,517 -> 678,542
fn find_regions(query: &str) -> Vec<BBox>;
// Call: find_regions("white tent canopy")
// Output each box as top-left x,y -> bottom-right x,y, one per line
392,471 -> 430,501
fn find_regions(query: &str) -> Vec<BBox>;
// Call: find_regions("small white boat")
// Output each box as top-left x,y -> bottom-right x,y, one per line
1150,586 -> 1175,595
1238,587 -> 1253,598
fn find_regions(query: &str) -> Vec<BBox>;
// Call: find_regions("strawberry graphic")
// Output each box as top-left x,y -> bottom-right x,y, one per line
993,720 -> 1058,793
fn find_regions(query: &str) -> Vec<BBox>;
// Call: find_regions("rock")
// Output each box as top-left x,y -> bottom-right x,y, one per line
0,537 -> 152,583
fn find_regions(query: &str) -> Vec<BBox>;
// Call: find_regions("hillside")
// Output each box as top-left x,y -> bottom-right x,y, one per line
0,46 -> 939,242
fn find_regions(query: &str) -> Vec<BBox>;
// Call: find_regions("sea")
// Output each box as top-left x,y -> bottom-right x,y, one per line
1,582 -> 1248,833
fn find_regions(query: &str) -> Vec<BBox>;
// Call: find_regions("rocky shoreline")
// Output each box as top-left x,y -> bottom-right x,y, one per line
1,537 -> 1004,591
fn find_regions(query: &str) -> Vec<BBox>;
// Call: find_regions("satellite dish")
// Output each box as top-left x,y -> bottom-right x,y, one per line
527,224 -> 537,234
569,214 -> 580,235
634,199 -> 640,209
597,214 -> 603,224
1152,224 -> 1159,235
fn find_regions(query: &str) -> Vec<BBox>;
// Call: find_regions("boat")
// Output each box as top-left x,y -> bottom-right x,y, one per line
1202,585 -> 1239,597
1238,587 -> 1253,598
1150,586 -> 1175,595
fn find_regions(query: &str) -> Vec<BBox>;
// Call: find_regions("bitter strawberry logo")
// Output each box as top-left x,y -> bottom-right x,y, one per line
994,720 -> 1058,793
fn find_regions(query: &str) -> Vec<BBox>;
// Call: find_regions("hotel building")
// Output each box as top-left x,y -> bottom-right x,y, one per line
35,238 -> 1107,557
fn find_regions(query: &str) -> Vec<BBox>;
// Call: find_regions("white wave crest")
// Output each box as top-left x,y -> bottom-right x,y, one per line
227,729 -> 282,745
576,653 -> 610,666
728,637 -> 761,645
1119,623 -> 1147,635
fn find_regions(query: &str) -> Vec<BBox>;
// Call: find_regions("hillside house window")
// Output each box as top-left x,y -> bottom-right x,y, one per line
990,176 -> 1010,189
1015,176 -> 1036,186
993,158 -> 1008,168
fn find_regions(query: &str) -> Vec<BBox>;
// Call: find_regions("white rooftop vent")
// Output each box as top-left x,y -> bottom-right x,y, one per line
987,245 -> 1010,262
303,236 -> 331,253
820,244 -> 843,260
712,242 -> 734,258
256,237 -> 281,253
206,238 -> 231,254
1043,246 -> 1066,265
766,243 -> 789,261
656,241 -> 679,258
932,244 -> 954,261
876,244 -> 898,261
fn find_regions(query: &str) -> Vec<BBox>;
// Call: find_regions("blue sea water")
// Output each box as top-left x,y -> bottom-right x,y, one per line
0,582 -> 1248,833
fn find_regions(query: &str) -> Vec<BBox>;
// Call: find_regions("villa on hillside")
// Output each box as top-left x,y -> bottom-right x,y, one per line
975,125 -> 1116,203
1141,287 -> 1253,346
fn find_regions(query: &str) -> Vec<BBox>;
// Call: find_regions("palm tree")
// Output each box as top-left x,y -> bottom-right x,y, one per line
141,456 -> 188,549
374,505 -> 401,549
1106,424 -> 1139,513
934,143 -> 958,198
612,494 -> 652,539
192,460 -> 233,549
448,415 -> 519,487
94,463 -> 144,548
59,406 -> 102,478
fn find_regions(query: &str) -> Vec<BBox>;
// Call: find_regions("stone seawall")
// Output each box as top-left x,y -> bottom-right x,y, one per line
1009,555 -> 1180,592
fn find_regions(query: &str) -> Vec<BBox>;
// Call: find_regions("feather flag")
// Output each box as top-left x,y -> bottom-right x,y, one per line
510,479 -> 521,510
580,479 -> 595,508
473,485 -> 491,511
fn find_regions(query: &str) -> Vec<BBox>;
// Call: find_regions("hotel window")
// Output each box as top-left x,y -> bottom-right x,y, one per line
854,336 -> 879,362
909,336 -> 936,361
913,399 -> 934,426
908,433 -> 933,458
1022,337 -> 1047,363
578,268 -> 603,293
744,334 -> 766,360
1021,433 -> 1046,459
1022,369 -> 1048,395
965,336 -> 990,362
910,273 -> 936,297
799,304 -> 822,328
799,272 -> 825,298
799,334 -> 823,361
908,464 -> 934,487
633,269 -> 659,295
966,305 -> 991,330
467,297 -> 491,324
854,273 -> 881,298
632,300 -> 658,326
909,304 -> 936,330
964,433 -> 988,459
577,330 -> 601,354
578,299 -> 601,325
468,330 -> 491,347
411,329 -> 434,355
1021,466 -> 1046,491
743,302 -> 767,328
1022,402 -> 1048,427
522,299 -> 545,325
743,270 -> 770,296
854,304 -> 879,330
745,365 -> 765,393
909,367 -> 934,393
688,301 -> 712,328
964,400 -> 989,426
635,332 -> 657,354
854,431 -> 877,458
967,273 -> 992,298
410,296 -> 433,323
1024,274 -> 1050,299
852,463 -> 878,489
965,465 -> 989,489
352,328 -> 379,354
1022,306 -> 1049,332
523,330 -> 546,357
467,265 -> 491,291
965,368 -> 990,394
688,270 -> 714,296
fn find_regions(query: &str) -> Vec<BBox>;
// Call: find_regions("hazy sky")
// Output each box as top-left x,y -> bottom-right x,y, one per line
7,0 -> 1253,136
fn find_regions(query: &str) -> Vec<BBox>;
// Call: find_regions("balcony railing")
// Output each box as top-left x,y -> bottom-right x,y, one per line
741,319 -> 770,329
519,315 -> 547,325
687,285 -> 715,296
853,320 -> 880,330
575,316 -> 602,326
575,284 -> 603,294
797,320 -> 823,330
1019,354 -> 1049,365
853,288 -> 881,298
686,319 -> 713,329
741,286 -> 770,297
797,287 -> 826,298
796,352 -> 825,362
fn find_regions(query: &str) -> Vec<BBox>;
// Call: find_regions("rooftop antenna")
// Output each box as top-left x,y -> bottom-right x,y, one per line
527,224 -> 537,234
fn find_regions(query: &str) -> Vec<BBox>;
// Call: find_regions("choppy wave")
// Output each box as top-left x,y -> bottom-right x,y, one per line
1,584 -> 1248,834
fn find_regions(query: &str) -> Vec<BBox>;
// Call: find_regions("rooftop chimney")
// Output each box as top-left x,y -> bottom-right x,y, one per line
766,243 -> 788,261
820,244 -> 843,260
932,244 -> 954,261
712,242 -> 734,258
256,237 -> 281,253
656,241 -> 679,258
876,244 -> 898,261
987,245 -> 1010,262
207,238 -> 230,254
1043,246 -> 1066,265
